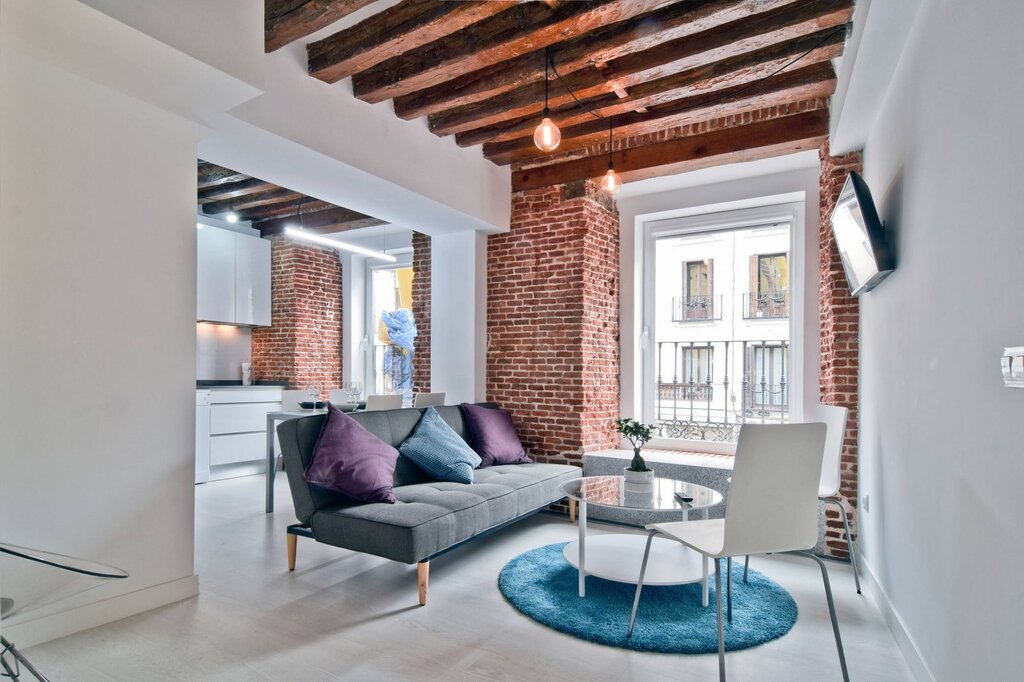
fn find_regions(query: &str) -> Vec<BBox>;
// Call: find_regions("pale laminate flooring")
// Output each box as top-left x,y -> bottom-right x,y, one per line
25,475 -> 913,681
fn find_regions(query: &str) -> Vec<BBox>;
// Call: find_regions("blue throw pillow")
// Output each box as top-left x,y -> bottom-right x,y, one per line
399,407 -> 482,484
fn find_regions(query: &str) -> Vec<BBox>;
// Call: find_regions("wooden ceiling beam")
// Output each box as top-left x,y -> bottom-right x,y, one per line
197,162 -> 250,189
350,0 -> 672,104
510,108 -> 829,191
234,198 -> 334,223
265,0 -> 380,53
485,64 -> 835,164
201,188 -> 302,215
256,205 -> 386,236
307,0 -> 517,84
392,0 -> 797,121
197,177 -> 278,203
458,30 -> 843,148
428,0 -> 851,137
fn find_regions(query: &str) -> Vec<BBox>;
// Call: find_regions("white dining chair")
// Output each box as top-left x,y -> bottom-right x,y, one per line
627,423 -> 848,682
413,392 -> 445,408
741,404 -> 860,593
365,394 -> 403,411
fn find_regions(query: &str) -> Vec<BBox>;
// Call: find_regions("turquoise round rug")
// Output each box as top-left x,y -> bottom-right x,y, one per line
498,542 -> 797,653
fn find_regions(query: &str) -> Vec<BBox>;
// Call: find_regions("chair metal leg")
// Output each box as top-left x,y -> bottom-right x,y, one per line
726,556 -> 733,623
743,554 -> 749,583
833,498 -> 862,594
1,635 -> 49,681
794,551 -> 849,682
627,530 -> 658,638
715,559 -> 726,682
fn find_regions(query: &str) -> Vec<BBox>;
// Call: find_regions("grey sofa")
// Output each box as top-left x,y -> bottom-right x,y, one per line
278,403 -> 581,604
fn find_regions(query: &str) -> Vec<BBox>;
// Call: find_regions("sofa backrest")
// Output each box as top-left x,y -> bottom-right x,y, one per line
278,403 -> 495,524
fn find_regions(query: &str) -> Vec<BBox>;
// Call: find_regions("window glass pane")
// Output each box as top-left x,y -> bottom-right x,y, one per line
370,266 -> 415,400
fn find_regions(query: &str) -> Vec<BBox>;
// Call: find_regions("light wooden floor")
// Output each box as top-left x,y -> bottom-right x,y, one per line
25,475 -> 913,681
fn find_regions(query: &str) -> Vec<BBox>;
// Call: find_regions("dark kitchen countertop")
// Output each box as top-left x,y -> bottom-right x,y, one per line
196,380 -> 289,388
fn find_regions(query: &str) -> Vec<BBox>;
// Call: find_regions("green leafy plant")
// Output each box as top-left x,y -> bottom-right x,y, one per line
615,417 -> 657,472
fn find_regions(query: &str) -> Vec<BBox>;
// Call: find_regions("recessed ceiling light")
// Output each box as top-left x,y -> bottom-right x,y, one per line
225,212 -> 239,223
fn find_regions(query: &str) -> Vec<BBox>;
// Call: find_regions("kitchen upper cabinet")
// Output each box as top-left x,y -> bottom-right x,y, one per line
235,233 -> 271,326
197,226 -> 271,326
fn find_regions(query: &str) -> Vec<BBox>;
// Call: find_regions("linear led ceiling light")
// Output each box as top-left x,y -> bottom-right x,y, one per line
285,227 -> 396,262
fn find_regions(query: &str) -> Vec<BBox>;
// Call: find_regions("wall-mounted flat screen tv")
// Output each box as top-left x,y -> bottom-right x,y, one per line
829,171 -> 895,296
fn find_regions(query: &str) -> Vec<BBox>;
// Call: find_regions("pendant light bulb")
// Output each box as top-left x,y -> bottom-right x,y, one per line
534,112 -> 561,152
601,167 -> 622,195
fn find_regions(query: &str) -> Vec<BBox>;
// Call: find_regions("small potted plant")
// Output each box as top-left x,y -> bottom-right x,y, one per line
615,417 -> 657,484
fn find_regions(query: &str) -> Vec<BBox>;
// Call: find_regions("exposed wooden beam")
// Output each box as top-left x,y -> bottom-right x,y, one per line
202,188 -> 302,215
458,29 -> 843,148
485,64 -> 835,164
256,205 -> 386,236
308,0 -> 517,84
265,0 -> 380,53
510,109 -> 828,191
235,198 -> 334,223
428,0 -> 851,137
197,162 -> 250,189
197,177 -> 278,203
350,0 -> 672,104
392,0 -> 797,120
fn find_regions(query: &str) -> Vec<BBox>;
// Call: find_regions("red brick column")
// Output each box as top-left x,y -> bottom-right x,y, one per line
252,236 -> 342,397
487,180 -> 620,466
818,141 -> 863,558
411,231 -> 431,393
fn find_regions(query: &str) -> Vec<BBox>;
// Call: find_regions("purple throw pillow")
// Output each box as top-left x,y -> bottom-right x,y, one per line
462,403 -> 531,468
304,405 -> 399,504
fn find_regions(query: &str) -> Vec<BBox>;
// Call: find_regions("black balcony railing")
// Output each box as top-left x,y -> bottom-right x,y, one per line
671,295 -> 722,322
743,290 -> 789,319
654,339 -> 789,442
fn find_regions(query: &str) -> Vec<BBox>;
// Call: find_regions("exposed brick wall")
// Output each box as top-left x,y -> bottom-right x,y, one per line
252,236 -> 342,397
411,231 -> 431,393
487,180 -> 620,467
818,140 -> 863,559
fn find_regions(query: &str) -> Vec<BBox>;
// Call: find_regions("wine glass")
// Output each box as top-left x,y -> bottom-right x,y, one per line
306,384 -> 319,410
344,381 -> 363,405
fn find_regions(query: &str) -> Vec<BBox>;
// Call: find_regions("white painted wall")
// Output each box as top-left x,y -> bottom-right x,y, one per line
0,45 -> 200,644
853,3 -> 1024,680
617,156 -> 821,436
196,324 -> 252,381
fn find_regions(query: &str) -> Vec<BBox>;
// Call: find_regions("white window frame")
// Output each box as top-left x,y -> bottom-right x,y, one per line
640,201 -> 807,454
364,253 -> 413,396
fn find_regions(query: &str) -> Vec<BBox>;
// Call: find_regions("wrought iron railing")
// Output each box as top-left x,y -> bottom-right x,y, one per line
743,290 -> 789,319
671,295 -> 722,322
654,339 -> 789,442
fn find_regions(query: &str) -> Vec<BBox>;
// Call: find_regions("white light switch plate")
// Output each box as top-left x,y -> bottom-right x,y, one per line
1001,347 -> 1024,388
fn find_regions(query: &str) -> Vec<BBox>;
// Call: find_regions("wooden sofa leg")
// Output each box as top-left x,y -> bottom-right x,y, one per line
568,498 -> 577,523
417,561 -> 429,606
287,532 -> 297,571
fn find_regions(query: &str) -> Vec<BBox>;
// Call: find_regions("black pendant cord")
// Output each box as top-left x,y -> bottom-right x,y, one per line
607,116 -> 615,170
543,47 -> 550,118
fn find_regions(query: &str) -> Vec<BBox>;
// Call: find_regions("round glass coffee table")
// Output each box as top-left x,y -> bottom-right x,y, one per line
560,476 -> 723,602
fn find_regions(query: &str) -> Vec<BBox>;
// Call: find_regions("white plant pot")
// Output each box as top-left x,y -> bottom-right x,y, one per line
623,467 -> 655,484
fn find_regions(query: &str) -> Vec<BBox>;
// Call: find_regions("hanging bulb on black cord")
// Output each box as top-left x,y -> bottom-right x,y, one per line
533,48 -> 561,152
600,117 -> 621,195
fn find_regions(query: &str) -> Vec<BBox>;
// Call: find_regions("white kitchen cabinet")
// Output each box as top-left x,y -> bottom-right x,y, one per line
210,432 -> 268,466
235,233 -> 271,326
200,387 -> 283,476
197,226 -> 235,323
197,226 -> 271,326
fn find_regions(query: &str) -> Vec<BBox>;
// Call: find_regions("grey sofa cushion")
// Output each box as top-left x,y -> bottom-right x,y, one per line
309,463 -> 582,564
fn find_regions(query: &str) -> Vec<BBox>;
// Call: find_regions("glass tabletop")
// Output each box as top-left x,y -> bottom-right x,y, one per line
560,476 -> 723,512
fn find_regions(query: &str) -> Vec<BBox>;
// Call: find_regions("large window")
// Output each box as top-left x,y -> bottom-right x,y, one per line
644,207 -> 797,444
368,266 -> 416,401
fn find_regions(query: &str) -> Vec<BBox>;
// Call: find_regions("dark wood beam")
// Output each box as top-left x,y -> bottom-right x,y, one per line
265,0 -> 380,53
201,188 -> 302,215
307,0 -> 517,84
197,177 -> 278,203
510,108 -> 829,191
485,64 -> 835,164
235,198 -> 334,223
197,162 -> 250,189
256,205 -> 386,236
459,29 -> 843,148
428,0 -> 851,137
392,0 -> 798,121
350,0 -> 672,104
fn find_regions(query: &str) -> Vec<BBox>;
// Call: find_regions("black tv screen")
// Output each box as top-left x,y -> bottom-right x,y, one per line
829,171 -> 895,295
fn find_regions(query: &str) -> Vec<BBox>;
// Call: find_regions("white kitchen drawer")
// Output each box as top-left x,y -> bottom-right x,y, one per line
208,388 -> 282,404
210,432 -> 266,466
210,402 -> 282,434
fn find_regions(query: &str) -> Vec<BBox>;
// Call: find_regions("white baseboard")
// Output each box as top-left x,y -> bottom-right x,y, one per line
1,574 -> 199,649
859,559 -> 936,682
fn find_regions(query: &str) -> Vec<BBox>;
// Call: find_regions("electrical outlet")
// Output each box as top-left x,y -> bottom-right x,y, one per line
862,494 -> 870,512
